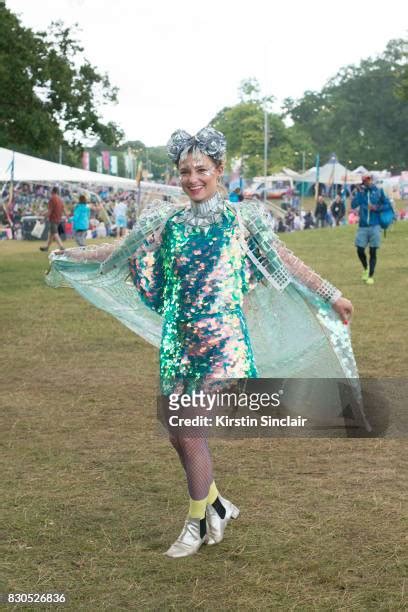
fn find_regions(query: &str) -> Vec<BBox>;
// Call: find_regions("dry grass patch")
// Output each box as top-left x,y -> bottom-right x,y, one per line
1,228 -> 407,610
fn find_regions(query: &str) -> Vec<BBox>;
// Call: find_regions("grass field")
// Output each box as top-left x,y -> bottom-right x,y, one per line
1,223 -> 407,610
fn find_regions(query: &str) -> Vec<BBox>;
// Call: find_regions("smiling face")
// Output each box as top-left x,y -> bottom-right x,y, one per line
178,151 -> 224,203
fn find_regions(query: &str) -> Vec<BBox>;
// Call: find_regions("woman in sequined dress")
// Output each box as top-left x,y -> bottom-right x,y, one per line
47,127 -> 355,559
114,127 -> 353,558
127,132 -> 261,557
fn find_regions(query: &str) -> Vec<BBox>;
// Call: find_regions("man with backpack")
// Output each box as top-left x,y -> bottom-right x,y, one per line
351,174 -> 393,285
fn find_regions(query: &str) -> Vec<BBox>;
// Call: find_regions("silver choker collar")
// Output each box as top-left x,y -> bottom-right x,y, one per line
185,192 -> 225,228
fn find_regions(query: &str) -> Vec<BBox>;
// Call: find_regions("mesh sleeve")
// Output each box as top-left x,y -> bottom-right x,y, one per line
273,239 -> 342,303
240,200 -> 342,304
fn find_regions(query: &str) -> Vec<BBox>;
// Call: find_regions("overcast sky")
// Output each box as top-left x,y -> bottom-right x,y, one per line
7,0 -> 408,146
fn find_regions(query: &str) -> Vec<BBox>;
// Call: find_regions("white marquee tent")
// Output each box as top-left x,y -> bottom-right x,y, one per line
0,147 -> 182,198
287,160 -> 362,185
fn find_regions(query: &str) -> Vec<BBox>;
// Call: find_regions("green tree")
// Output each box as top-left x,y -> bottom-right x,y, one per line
284,38 -> 408,171
395,39 -> 408,102
284,125 -> 315,171
0,7 -> 123,163
147,146 -> 169,182
211,78 -> 293,177
238,77 -> 261,102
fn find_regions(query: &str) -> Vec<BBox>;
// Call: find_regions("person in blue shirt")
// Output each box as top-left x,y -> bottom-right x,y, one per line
71,194 -> 91,246
351,174 -> 390,285
229,187 -> 243,203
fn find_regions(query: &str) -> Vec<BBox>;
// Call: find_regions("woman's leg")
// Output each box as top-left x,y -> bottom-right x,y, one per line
178,437 -> 213,502
169,434 -> 186,471
164,313 -> 251,556
165,436 -> 213,558
169,435 -> 213,504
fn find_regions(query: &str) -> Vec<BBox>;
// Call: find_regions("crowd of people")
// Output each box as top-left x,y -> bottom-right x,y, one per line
263,195 -> 347,233
225,186 -> 387,234
1,181 -> 140,213
0,181 -> 141,242
1,178 -> 402,245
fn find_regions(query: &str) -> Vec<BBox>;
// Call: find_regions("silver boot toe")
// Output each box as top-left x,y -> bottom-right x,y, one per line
164,517 -> 208,558
206,496 -> 240,545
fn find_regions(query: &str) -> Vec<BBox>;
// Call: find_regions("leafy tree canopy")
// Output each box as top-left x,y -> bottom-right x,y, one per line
211,79 -> 313,176
0,6 -> 123,162
283,38 -> 408,171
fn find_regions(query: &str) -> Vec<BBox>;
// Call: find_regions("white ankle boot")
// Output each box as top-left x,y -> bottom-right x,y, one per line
206,495 -> 240,545
164,516 -> 208,558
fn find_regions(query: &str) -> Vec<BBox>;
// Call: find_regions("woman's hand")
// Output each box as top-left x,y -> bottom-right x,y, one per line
332,297 -> 353,324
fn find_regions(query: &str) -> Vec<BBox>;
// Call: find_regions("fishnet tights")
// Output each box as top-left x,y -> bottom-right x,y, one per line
169,436 -> 213,500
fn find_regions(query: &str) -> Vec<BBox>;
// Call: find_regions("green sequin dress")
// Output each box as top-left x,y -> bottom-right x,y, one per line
129,206 -> 259,394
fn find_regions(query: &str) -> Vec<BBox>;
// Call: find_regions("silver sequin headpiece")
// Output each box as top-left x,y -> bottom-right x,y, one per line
167,126 -> 226,164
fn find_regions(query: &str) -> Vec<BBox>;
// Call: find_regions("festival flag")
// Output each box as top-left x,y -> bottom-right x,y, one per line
5,153 -> 15,225
82,151 -> 90,171
110,155 -> 118,175
102,150 -> 110,172
124,153 -> 134,178
96,156 -> 103,174
315,153 -> 320,198
136,161 -> 143,185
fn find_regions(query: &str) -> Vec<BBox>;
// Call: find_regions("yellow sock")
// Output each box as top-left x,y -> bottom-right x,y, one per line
189,497 -> 207,519
207,481 -> 219,505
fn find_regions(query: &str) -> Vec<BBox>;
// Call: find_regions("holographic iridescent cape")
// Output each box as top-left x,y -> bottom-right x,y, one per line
46,199 -> 359,390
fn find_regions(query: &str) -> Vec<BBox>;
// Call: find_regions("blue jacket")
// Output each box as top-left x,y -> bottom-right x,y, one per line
351,186 -> 390,227
72,203 -> 90,231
